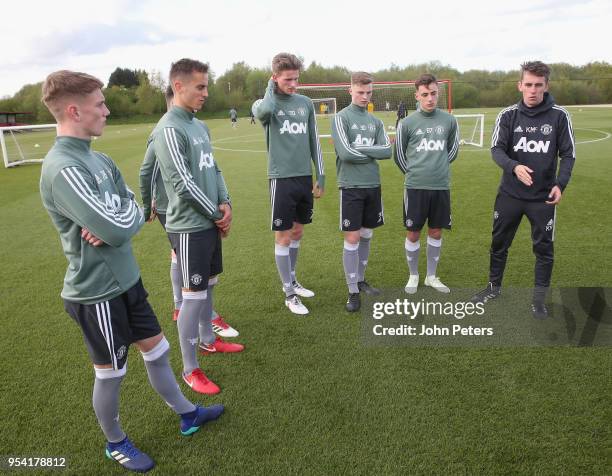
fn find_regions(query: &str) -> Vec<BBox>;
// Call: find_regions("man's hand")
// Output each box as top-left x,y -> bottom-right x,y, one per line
514,164 -> 534,186
313,182 -> 324,199
81,227 -> 104,247
215,203 -> 232,236
147,200 -> 157,223
545,185 -> 562,205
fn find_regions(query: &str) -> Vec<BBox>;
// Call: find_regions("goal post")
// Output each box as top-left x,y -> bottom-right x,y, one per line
454,114 -> 485,147
1,124 -> 57,168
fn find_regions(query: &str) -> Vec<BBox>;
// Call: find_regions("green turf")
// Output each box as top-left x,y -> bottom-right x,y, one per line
0,107 -> 610,475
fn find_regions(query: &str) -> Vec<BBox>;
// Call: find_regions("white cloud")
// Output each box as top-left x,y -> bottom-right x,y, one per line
1,0 -> 611,97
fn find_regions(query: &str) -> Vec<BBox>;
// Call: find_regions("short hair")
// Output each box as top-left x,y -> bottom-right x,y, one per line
42,70 -> 103,117
169,58 -> 209,81
272,53 -> 303,74
520,61 -> 550,82
351,72 -> 373,86
414,73 -> 438,90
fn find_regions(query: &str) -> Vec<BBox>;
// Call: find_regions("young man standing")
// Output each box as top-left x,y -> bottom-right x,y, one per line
394,73 -> 459,294
140,86 -> 239,338
152,59 -> 244,395
471,61 -> 575,319
253,52 -> 325,315
331,72 -> 391,312
229,107 -> 238,128
39,70 -> 223,473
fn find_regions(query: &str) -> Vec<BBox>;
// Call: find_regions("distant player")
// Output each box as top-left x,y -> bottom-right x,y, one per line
396,100 -> 407,128
229,107 -> 238,128
253,52 -> 325,315
471,61 -> 576,319
331,72 -> 391,311
152,59 -> 244,395
250,109 -> 256,124
139,85 -> 239,338
39,70 -> 224,473
394,73 -> 459,294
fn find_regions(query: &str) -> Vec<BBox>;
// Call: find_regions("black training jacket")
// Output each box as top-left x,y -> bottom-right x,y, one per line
490,92 -> 575,201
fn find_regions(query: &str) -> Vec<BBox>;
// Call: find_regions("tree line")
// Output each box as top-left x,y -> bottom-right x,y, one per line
2,61 -> 611,124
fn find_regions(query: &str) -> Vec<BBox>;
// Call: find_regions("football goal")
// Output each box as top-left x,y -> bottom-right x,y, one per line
298,79 -> 453,115
454,114 -> 485,147
312,98 -> 337,116
1,124 -> 57,168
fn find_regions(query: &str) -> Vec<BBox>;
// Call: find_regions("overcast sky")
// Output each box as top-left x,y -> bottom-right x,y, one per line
2,0 -> 611,97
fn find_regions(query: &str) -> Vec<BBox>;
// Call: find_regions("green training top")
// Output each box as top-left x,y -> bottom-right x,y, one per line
151,106 -> 230,233
40,136 -> 144,304
139,138 -> 167,219
331,103 -> 392,188
394,108 -> 459,190
254,79 -> 325,189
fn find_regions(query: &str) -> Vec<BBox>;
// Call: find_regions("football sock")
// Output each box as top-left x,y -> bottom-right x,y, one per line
275,244 -> 295,297
357,228 -> 373,282
343,241 -> 360,294
93,367 -> 126,443
177,290 -> 207,375
141,337 -> 195,415
426,236 -> 442,277
199,278 -> 216,346
170,256 -> 183,311
289,240 -> 300,282
405,238 -> 420,276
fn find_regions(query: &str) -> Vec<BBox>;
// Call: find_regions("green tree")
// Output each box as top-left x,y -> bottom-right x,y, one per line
107,68 -> 140,88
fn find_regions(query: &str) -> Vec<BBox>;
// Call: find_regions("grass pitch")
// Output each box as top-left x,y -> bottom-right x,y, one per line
0,107 -> 610,475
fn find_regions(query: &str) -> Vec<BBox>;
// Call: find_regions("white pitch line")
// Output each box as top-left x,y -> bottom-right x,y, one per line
210,127 -> 611,155
467,127 -> 611,152
214,145 -> 336,155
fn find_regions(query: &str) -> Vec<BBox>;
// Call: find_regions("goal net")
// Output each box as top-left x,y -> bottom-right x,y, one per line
298,80 -> 452,138
311,98 -> 337,116
1,124 -> 57,168
298,80 -> 452,115
454,114 -> 485,147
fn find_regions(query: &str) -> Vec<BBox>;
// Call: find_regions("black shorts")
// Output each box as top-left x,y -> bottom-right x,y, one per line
168,228 -> 223,291
63,279 -> 161,370
403,189 -> 451,231
231,118 -> 237,123
339,187 -> 384,231
269,176 -> 313,231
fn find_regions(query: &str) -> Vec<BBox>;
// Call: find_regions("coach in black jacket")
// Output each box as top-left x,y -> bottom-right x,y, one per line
472,61 -> 576,318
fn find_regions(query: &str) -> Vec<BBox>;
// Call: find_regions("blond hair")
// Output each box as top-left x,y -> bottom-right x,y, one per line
42,70 -> 103,118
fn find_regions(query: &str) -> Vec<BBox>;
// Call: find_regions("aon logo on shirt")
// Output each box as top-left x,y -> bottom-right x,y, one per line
199,151 -> 215,170
354,134 -> 374,146
416,138 -> 445,152
279,120 -> 307,134
513,137 -> 551,153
